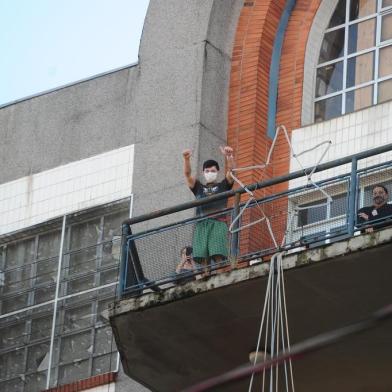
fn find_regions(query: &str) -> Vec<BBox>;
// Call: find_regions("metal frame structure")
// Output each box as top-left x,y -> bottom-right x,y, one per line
0,199 -> 131,391
120,143 -> 392,296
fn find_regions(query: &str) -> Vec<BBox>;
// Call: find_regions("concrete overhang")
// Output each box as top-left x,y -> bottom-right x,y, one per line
109,228 -> 392,392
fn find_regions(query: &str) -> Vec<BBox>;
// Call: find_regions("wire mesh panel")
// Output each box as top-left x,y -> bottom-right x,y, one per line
232,178 -> 350,259
124,209 -> 234,293
0,303 -> 54,392
0,200 -> 128,392
48,286 -> 118,388
287,178 -> 350,246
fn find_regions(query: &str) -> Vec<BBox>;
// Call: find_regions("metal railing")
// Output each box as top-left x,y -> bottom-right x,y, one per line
119,143 -> 392,297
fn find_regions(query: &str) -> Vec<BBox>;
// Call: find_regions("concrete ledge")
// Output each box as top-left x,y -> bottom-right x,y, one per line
109,227 -> 392,317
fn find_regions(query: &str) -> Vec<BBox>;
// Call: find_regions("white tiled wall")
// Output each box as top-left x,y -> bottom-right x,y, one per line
290,101 -> 392,188
0,145 -> 134,235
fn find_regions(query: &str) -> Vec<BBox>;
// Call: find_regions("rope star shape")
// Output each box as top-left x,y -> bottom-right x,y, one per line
229,125 -> 332,248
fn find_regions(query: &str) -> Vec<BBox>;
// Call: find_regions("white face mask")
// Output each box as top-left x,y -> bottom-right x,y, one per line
204,171 -> 218,183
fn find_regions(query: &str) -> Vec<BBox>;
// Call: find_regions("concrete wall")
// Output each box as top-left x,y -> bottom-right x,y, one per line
0,0 -> 243,390
0,0 -> 242,229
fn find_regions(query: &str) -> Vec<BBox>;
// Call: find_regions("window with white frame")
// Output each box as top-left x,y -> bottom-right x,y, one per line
297,193 -> 347,226
0,199 -> 129,392
315,0 -> 392,122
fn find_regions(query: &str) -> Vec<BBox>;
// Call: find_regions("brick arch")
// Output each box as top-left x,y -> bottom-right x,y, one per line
227,0 -> 322,254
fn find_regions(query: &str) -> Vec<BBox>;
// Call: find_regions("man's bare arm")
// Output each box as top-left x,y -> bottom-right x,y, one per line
220,146 -> 235,185
182,149 -> 196,189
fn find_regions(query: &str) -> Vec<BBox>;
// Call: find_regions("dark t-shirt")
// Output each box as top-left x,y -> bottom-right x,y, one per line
357,203 -> 392,229
191,179 -> 233,217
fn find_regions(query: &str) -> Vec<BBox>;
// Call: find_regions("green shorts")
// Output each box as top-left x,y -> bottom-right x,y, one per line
192,219 -> 228,261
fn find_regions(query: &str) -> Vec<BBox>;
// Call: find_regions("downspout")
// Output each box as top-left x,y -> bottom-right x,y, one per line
267,0 -> 297,139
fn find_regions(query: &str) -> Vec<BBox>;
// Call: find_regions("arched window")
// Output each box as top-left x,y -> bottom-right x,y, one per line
315,0 -> 392,122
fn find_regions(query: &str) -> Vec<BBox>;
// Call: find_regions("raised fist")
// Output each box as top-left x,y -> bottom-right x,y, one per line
182,149 -> 192,159
219,146 -> 234,157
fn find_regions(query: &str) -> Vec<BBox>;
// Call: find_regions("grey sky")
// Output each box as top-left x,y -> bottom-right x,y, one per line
0,0 -> 149,105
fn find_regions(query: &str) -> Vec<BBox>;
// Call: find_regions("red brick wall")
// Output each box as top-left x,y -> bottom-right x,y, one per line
228,0 -> 322,254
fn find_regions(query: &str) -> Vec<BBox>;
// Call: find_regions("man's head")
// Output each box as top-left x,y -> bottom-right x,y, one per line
372,184 -> 389,207
181,246 -> 193,259
202,159 -> 220,183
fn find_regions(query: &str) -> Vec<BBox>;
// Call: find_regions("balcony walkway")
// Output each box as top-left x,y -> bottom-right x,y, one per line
109,227 -> 392,392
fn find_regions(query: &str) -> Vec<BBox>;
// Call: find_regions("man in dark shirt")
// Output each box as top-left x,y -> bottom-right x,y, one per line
182,146 -> 235,273
357,184 -> 392,233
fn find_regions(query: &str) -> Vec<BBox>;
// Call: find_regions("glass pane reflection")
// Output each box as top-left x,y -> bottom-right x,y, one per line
348,18 -> 376,54
378,78 -> 392,103
379,45 -> 392,77
314,95 -> 342,122
316,61 -> 344,97
381,13 -> 392,42
350,0 -> 376,21
329,0 -> 346,27
346,51 -> 374,87
319,28 -> 345,63
382,0 -> 392,7
346,85 -> 373,113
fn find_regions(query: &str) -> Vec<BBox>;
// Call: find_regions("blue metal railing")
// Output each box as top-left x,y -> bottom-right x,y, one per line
119,144 -> 392,297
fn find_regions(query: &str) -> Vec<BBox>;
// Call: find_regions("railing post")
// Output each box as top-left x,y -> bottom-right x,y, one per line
348,157 -> 358,236
230,193 -> 241,266
118,223 -> 131,298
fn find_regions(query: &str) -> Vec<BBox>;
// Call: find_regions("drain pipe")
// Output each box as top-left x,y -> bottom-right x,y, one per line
267,0 -> 297,139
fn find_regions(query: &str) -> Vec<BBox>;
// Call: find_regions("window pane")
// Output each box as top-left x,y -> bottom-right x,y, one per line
100,267 -> 118,285
0,321 -> 25,349
350,0 -> 376,21
92,353 -> 117,376
0,349 -> 25,379
63,304 -> 93,333
382,0 -> 392,7
346,51 -> 374,87
65,274 -> 96,296
25,372 -> 47,392
4,264 -> 31,294
5,239 -> 35,269
31,315 -> 53,341
94,326 -> 116,356
2,294 -> 29,314
37,231 -> 61,260
329,0 -> 346,27
36,257 -> 58,285
348,18 -> 376,54
59,359 -> 90,385
68,246 -> 98,276
331,194 -> 347,217
35,285 -> 56,304
346,85 -> 373,112
316,61 -> 344,97
381,13 -> 392,42
27,342 -> 50,372
314,95 -> 342,122
60,331 -> 92,363
0,379 -> 24,392
102,210 -> 128,266
378,78 -> 392,103
69,218 -> 101,250
379,45 -> 392,77
298,202 -> 328,226
319,28 -> 345,63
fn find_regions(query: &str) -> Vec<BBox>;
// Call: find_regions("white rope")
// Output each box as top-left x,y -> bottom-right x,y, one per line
229,124 -> 333,238
280,252 -> 295,392
248,256 -> 273,391
248,251 -> 295,392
